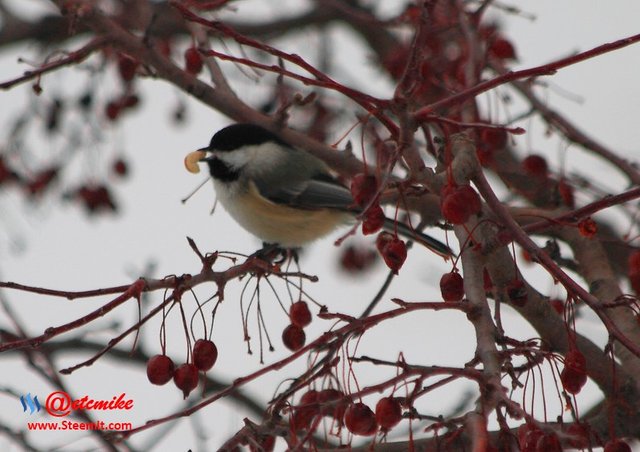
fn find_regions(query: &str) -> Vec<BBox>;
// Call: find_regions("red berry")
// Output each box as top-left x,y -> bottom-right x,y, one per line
440,272 -> 464,302
340,245 -> 376,273
604,439 -> 632,452
375,397 -> 402,430
518,423 -> 543,452
378,236 -> 407,274
117,54 -> 138,82
441,184 -> 476,224
75,185 -> 117,214
122,94 -> 140,109
558,178 -> 575,207
522,155 -> 548,178
105,101 -> 121,121
146,354 -> 175,385
289,301 -> 312,328
490,37 -> 517,60
362,204 -> 385,235
560,366 -> 587,394
344,402 -> 377,436
535,432 -> 562,452
459,185 -> 481,215
184,47 -> 203,74
376,231 -> 394,252
317,389 -> 348,421
507,279 -> 528,306
282,324 -> 305,351
112,158 -> 128,177
292,390 -> 319,430
173,363 -> 199,398
564,349 -> 586,372
350,173 -> 378,207
26,167 -> 58,197
192,339 -> 218,371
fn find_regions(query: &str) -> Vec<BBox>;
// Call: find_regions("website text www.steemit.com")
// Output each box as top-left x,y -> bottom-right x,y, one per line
27,420 -> 133,431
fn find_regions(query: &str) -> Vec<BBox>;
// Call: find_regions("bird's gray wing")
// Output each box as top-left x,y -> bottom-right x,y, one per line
257,172 -> 355,211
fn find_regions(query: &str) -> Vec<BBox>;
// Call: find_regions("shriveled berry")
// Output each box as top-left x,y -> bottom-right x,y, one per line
282,324 -> 305,351
146,354 -> 175,385
184,47 -> 203,74
344,402 -> 377,436
289,301 -> 312,328
379,236 -> 407,274
362,204 -> 385,235
173,363 -> 199,398
604,439 -> 632,452
375,397 -> 402,430
192,339 -> 218,371
440,271 -> 465,302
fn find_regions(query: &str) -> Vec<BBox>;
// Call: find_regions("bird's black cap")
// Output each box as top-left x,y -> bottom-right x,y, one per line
207,123 -> 287,151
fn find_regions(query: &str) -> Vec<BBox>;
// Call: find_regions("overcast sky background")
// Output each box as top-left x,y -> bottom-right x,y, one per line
1,1 -> 639,450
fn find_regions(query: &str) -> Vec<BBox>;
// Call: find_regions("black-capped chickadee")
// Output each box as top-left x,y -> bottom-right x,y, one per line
186,123 -> 451,256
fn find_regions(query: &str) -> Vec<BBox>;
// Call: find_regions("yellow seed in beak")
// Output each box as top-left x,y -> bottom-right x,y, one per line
184,150 -> 205,174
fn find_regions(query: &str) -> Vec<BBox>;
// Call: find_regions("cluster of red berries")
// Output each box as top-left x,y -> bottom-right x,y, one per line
146,339 -> 218,398
282,301 -> 312,352
518,422 -> 630,452
292,389 -> 403,436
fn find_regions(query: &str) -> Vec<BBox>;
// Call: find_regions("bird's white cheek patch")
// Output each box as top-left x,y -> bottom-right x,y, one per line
184,151 -> 205,174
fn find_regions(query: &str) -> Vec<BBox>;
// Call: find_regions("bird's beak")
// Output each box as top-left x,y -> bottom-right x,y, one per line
197,148 -> 216,162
